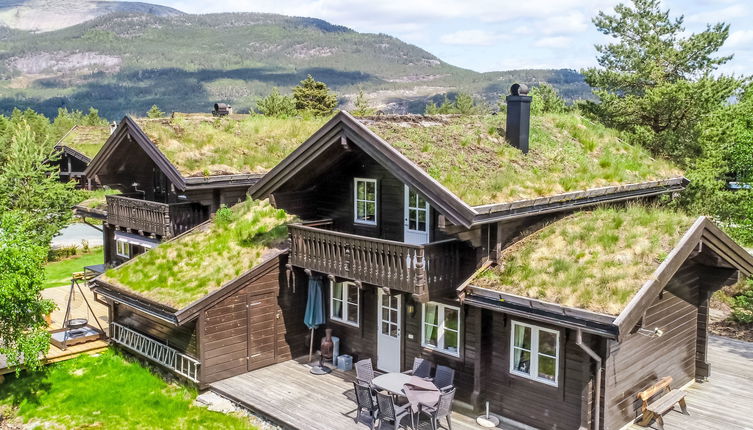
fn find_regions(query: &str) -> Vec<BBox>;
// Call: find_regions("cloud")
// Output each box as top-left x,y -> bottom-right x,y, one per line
686,3 -> 748,22
534,36 -> 573,48
726,29 -> 753,49
440,29 -> 505,46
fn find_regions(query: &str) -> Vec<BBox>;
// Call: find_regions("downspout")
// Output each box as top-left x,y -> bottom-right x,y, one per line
576,328 -> 602,430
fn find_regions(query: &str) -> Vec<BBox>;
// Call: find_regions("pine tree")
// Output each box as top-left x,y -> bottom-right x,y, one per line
146,104 -> 166,118
582,0 -> 740,162
351,89 -> 376,116
292,75 -> 338,116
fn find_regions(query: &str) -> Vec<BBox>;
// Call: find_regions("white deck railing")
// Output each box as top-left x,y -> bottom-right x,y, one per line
111,322 -> 200,382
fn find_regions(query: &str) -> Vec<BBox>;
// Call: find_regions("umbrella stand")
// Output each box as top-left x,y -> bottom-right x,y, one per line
308,327 -> 315,362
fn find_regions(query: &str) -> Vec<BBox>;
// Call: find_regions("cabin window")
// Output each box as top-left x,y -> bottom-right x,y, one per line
330,281 -> 359,327
354,178 -> 377,225
421,302 -> 460,357
115,238 -> 131,259
510,321 -> 559,386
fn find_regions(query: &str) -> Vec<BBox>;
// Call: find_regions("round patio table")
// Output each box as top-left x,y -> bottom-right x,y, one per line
373,372 -> 411,396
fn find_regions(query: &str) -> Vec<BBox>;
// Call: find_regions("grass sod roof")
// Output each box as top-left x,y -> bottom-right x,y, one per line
134,114 -> 330,177
360,113 -> 682,207
57,125 -> 111,159
473,205 -> 696,315
101,199 -> 294,309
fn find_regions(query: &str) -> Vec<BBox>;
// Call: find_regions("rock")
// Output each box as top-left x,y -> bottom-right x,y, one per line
194,391 -> 238,414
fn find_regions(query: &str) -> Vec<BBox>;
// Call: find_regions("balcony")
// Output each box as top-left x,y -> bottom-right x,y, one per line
288,222 -> 463,300
106,194 -> 207,238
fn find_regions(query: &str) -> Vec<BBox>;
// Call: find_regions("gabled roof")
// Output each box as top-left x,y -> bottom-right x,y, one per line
54,125 -> 111,162
463,208 -> 753,339
85,115 -> 328,190
250,111 -> 687,228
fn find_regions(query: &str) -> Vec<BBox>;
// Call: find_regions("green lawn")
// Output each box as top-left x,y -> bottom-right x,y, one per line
43,248 -> 104,289
0,349 -> 256,430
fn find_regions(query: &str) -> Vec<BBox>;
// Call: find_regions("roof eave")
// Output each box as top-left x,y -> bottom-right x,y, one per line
91,278 -> 179,325
469,177 -> 688,225
464,285 -> 619,338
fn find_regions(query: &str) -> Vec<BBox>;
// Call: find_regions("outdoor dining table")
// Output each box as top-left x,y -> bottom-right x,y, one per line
372,373 -> 441,413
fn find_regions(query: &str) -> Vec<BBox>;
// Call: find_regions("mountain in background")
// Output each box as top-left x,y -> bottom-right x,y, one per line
0,6 -> 592,119
0,0 -> 183,32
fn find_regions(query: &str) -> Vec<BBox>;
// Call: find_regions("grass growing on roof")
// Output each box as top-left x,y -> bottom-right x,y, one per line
474,205 -> 695,315
364,113 -> 682,206
102,199 -> 293,309
136,115 -> 329,177
0,349 -> 256,429
58,125 -> 111,159
76,188 -> 120,210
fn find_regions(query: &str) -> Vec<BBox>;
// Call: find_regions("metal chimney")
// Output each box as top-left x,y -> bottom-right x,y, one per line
505,83 -> 532,153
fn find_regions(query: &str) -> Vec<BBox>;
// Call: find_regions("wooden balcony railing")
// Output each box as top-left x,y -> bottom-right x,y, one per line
288,223 -> 462,300
106,195 -> 207,238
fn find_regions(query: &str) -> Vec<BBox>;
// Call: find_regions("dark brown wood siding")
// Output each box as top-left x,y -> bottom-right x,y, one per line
603,263 -> 701,430
483,312 -> 586,430
113,304 -> 197,356
199,255 -> 308,385
272,146 -> 450,243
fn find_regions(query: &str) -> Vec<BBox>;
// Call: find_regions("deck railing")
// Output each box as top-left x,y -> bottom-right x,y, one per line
111,322 -> 200,382
106,195 -> 206,238
288,223 -> 461,297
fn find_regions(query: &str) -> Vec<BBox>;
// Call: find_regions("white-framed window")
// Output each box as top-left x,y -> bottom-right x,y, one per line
330,281 -> 359,327
115,238 -> 131,258
354,178 -> 377,225
510,321 -> 560,386
422,302 -> 460,357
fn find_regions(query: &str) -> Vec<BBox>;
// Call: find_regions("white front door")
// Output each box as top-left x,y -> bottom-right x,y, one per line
377,289 -> 402,372
404,185 -> 430,245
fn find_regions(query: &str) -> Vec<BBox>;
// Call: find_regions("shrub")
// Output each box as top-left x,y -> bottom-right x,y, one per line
257,88 -> 297,117
732,282 -> 753,324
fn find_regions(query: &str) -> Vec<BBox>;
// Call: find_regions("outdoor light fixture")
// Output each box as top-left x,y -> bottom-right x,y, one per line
406,300 -> 416,317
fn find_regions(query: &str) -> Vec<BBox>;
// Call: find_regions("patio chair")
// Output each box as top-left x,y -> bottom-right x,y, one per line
433,365 -> 455,391
356,358 -> 377,386
376,391 -> 414,430
402,357 -> 433,379
419,387 -> 456,430
354,380 -> 380,429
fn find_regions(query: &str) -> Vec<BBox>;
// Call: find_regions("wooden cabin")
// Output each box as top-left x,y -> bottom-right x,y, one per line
89,102 -> 753,429
52,125 -> 112,187
81,114 -> 327,267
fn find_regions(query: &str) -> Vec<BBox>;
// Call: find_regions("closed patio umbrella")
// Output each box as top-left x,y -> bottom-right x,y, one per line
304,276 -> 325,363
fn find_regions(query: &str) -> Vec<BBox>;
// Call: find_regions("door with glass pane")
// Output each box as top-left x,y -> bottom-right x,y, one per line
404,185 -> 430,245
376,290 -> 402,372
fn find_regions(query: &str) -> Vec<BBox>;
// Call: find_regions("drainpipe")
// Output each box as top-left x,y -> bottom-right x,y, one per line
576,328 -> 602,430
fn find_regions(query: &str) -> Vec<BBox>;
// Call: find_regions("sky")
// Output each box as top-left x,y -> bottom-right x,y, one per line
150,0 -> 751,75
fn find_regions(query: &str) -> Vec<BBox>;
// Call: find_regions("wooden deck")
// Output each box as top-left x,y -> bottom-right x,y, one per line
210,335 -> 753,430
627,335 -> 753,430
0,284 -> 109,376
210,358 -> 504,430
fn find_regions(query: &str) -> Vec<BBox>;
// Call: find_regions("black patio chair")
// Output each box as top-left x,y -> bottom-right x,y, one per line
356,358 -> 377,386
376,391 -> 414,430
402,357 -> 433,379
433,365 -> 455,392
354,380 -> 380,429
419,387 -> 456,430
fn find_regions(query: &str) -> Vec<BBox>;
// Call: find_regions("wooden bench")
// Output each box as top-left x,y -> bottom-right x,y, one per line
637,376 -> 689,430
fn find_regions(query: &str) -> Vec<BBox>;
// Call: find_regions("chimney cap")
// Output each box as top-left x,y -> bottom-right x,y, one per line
510,83 -> 529,96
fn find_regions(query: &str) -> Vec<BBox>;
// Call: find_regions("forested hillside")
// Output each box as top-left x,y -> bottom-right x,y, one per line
0,12 -> 591,119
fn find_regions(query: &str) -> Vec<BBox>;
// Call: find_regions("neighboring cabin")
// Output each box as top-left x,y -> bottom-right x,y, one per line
79,113 -> 327,268
89,97 -> 753,430
52,124 -> 113,187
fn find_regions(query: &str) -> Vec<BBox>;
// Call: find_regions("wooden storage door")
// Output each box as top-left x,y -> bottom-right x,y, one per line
247,292 -> 278,371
